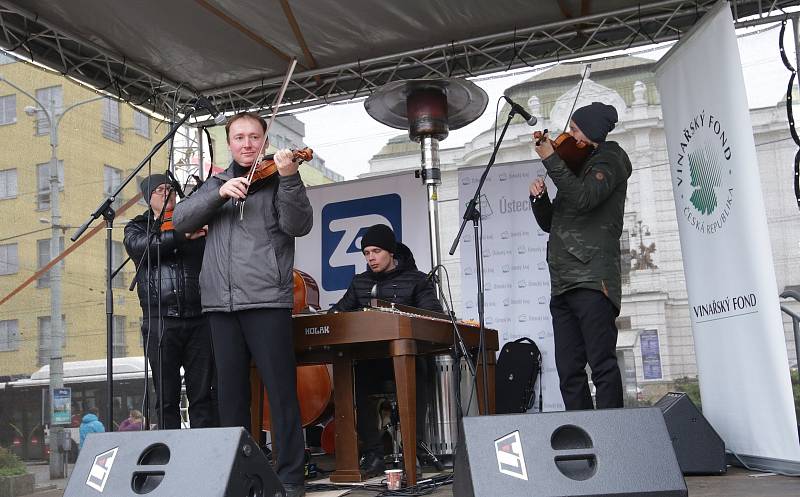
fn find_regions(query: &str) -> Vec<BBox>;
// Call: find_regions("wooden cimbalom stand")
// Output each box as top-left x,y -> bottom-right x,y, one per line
250,296 -> 497,487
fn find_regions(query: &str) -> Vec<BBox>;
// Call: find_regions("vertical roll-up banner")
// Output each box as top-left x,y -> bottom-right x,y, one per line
457,160 -> 564,412
655,1 -> 800,468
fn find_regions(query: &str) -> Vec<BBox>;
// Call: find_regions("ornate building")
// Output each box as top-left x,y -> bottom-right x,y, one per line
367,57 -> 800,399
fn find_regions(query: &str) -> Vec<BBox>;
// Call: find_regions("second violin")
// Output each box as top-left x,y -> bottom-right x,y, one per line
534,129 -> 593,175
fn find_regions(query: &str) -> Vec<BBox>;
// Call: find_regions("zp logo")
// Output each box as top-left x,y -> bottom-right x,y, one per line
321,194 -> 402,291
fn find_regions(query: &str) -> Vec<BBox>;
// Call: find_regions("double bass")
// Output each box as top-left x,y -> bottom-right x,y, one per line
261,269 -> 332,431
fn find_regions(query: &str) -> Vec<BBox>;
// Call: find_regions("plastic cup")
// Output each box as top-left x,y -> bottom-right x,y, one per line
385,469 -> 403,490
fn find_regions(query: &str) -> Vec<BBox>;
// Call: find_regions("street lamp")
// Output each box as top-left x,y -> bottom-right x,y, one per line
630,219 -> 657,270
0,74 -> 103,478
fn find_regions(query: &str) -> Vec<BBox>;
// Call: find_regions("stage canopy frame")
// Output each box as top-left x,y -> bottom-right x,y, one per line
0,0 -> 797,123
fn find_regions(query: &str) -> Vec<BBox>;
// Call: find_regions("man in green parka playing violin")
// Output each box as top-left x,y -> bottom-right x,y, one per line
529,102 -> 631,411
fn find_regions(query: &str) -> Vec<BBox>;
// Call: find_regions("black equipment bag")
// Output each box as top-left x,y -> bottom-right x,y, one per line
495,337 -> 541,414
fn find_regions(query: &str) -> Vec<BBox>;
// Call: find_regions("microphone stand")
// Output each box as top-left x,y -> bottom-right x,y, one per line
448,109 -> 518,415
71,106 -> 200,429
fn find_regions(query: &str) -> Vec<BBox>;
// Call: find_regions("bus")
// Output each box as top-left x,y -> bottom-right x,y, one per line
0,357 -> 154,461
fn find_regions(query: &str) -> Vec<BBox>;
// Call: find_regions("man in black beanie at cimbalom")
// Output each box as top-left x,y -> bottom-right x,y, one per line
528,101 -> 632,411
331,224 -> 442,476
123,174 -> 218,429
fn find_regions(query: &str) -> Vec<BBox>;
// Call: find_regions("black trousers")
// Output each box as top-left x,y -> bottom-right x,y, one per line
207,308 -> 305,485
550,288 -> 624,410
355,357 -> 429,455
141,315 -> 218,429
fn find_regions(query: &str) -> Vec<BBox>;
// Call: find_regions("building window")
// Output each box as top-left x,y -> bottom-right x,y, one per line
0,169 -> 17,199
37,315 -> 66,366
133,110 -> 150,139
0,320 -> 19,352
102,98 -> 122,142
0,243 -> 18,275
138,317 -> 145,347
113,315 -> 127,358
111,240 -> 126,289
36,237 -> 65,288
104,164 -> 124,209
34,86 -> 62,135
0,94 -> 16,125
36,161 -> 65,210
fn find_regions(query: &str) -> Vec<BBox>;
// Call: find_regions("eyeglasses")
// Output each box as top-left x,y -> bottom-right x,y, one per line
152,185 -> 173,195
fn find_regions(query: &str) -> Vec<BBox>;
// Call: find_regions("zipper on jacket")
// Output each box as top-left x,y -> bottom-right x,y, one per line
227,202 -> 234,312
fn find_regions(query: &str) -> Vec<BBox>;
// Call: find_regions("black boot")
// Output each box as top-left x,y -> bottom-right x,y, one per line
359,450 -> 386,477
283,482 -> 305,497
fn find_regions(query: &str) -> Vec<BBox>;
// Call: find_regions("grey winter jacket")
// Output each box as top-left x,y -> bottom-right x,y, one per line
172,163 -> 313,312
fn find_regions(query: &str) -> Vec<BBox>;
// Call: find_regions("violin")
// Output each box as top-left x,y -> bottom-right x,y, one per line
160,208 -> 206,238
533,63 -> 595,175
534,129 -> 593,175
245,147 -> 314,186
160,209 -> 174,232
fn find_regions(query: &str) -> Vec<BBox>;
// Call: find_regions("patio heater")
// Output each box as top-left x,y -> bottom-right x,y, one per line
364,78 -> 487,279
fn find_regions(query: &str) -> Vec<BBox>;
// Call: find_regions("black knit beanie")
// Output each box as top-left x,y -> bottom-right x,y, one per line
361,224 -> 397,253
140,174 -> 169,206
571,102 -> 618,143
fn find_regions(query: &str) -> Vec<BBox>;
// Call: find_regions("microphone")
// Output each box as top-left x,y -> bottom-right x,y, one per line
425,265 -> 442,283
165,170 -> 185,199
503,95 -> 537,126
195,96 -> 227,125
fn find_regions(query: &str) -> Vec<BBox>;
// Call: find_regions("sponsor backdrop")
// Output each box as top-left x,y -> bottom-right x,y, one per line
656,2 -> 800,464
296,171 -> 431,309
457,160 -> 564,411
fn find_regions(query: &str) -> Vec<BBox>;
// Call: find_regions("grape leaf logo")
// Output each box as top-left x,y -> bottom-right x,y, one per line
687,142 -> 722,215
672,110 -> 734,236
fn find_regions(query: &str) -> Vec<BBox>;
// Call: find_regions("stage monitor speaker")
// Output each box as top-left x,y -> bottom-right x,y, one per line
64,427 -> 285,497
454,407 -> 687,497
655,392 -> 726,475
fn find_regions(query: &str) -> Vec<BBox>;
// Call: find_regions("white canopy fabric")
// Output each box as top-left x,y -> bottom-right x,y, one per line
0,0 -> 793,121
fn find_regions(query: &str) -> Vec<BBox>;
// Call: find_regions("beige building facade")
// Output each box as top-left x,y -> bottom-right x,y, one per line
0,55 -> 343,378
0,56 -> 174,377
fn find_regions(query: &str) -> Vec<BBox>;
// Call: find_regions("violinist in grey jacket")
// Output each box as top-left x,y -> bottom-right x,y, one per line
172,112 -> 312,497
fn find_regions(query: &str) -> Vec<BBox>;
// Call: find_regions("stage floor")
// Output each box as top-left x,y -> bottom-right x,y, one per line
304,457 -> 799,497
28,456 -> 800,496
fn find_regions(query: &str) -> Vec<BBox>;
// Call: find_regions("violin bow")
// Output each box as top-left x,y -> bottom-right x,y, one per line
563,63 -> 591,133
238,57 -> 298,220
536,63 -> 591,183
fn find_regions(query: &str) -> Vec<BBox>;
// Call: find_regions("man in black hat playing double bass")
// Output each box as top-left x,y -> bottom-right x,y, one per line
331,224 -> 442,476
528,102 -> 632,411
